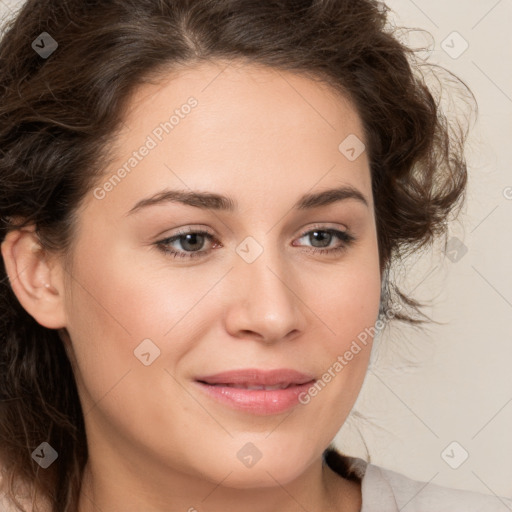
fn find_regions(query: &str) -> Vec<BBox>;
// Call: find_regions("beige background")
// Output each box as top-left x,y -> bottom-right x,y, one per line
1,0 -> 511,499
334,0 -> 512,500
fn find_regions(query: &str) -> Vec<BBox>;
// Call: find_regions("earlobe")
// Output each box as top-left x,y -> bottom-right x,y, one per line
1,226 -> 67,329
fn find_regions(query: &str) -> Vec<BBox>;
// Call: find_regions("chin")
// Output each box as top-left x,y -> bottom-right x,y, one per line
200,448 -> 313,489
219,463 -> 305,489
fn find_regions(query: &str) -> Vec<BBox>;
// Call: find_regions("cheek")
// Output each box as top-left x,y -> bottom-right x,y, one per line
64,243 -> 193,348
61,245 -> 171,406
311,238 -> 382,353
299,249 -> 382,414
62,241 -> 224,407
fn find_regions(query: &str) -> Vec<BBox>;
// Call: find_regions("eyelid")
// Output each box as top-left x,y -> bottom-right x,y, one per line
171,226 -> 216,237
296,222 -> 349,237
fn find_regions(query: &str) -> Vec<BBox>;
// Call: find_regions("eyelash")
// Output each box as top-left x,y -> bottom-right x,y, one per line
155,225 -> 356,260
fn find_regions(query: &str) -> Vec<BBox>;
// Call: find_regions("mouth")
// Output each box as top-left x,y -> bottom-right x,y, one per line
194,368 -> 316,415
195,367 -> 315,387
197,382 -> 300,390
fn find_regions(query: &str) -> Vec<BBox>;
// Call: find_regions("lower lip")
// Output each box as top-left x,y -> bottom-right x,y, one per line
194,380 -> 316,415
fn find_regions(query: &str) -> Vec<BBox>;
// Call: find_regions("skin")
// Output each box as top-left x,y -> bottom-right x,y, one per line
2,60 -> 382,512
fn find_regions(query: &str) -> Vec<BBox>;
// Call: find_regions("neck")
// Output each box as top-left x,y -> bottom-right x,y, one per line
77,451 -> 361,512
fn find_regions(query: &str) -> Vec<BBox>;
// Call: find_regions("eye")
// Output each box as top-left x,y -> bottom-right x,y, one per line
155,225 -> 356,260
293,226 -> 356,256
156,228 -> 217,259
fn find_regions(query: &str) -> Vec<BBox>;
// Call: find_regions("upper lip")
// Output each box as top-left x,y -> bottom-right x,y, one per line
195,368 -> 316,387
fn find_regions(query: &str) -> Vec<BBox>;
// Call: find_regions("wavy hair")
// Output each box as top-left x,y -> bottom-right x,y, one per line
0,0 -> 475,510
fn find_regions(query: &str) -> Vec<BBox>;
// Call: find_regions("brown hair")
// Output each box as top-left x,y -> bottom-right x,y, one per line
0,0 -> 475,510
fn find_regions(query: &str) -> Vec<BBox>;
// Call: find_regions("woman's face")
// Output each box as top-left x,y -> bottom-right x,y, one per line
60,60 -> 381,487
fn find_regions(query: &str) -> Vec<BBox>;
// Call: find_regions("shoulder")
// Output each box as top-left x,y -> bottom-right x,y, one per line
323,448 -> 512,512
361,461 -> 512,512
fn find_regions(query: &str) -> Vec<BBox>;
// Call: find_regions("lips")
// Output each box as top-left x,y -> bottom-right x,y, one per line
194,369 -> 317,414
208,383 -> 292,390
195,368 -> 315,388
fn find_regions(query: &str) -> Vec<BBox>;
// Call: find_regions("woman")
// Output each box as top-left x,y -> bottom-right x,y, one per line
0,0 -> 510,511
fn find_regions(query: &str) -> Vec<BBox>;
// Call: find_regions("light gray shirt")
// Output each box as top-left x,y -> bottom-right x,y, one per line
341,454 -> 512,511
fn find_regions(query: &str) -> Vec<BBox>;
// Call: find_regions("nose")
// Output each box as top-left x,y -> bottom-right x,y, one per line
223,242 -> 308,344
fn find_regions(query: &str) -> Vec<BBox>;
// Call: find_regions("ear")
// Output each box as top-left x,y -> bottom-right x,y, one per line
1,226 -> 67,329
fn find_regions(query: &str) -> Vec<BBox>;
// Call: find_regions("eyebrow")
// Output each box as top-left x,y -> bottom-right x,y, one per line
127,184 -> 369,215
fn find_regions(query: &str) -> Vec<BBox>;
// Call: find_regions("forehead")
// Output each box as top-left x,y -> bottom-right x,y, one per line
86,60 -> 372,218
123,60 -> 364,145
